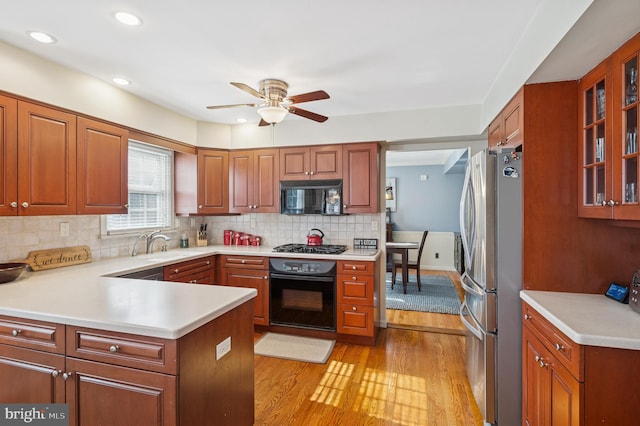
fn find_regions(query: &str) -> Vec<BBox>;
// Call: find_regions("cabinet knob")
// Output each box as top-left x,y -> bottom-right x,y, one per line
523,314 -> 531,320
352,266 -> 357,270
124,204 -> 129,208
263,276 -> 268,280
11,329 -> 21,337
352,306 -> 357,311
554,343 -> 565,352
534,355 -> 547,368
198,205 -> 203,209
310,171 -> 315,175
242,260 -> 246,264
607,199 -> 619,207
352,276 -> 357,280
21,202 -> 29,208
206,261 -> 210,265
343,204 -> 347,209
51,370 -> 59,378
109,345 -> 120,353
62,372 -> 73,380
10,202 -> 17,208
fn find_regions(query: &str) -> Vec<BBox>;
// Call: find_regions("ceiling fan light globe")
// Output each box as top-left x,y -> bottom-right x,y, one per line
257,106 -> 287,124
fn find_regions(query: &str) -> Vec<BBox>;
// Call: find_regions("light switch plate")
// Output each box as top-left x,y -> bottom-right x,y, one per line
216,337 -> 231,360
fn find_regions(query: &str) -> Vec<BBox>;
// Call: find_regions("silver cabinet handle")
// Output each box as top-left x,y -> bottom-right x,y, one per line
62,372 -> 73,380
109,345 -> 119,353
310,171 -> 315,175
607,199 -> 620,207
554,343 -> 565,351
11,329 -> 21,337
124,204 -> 129,208
10,202 -> 17,208
534,355 -> 547,368
305,171 -> 309,175
21,202 -> 29,208
51,370 -> 59,378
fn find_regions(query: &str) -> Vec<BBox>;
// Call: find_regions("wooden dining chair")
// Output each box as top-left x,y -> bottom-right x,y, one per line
391,230 -> 428,291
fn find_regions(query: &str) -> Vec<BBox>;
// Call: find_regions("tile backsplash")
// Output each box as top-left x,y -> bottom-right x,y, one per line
0,213 -> 382,262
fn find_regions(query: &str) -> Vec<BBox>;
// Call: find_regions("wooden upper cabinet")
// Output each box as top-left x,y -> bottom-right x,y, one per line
0,94 -> 18,216
175,149 -> 229,215
229,148 -> 279,213
17,101 -> 77,215
279,145 -> 342,180
488,89 -> 523,149
342,142 -> 379,213
76,117 -> 128,215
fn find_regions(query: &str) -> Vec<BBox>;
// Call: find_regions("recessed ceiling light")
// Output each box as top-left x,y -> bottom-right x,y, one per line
114,11 -> 142,26
112,77 -> 131,86
236,118 -> 248,124
28,31 -> 56,44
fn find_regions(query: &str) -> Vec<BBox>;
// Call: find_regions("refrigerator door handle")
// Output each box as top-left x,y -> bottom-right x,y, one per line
459,160 -> 474,268
460,300 -> 484,340
461,272 -> 484,297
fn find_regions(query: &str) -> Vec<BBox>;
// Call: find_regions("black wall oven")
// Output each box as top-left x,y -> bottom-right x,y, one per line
269,258 -> 336,331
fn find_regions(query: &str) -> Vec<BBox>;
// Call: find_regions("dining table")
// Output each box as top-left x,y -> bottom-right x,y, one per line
385,241 -> 420,294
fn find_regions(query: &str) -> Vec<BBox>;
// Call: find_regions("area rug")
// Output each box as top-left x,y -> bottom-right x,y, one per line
385,273 -> 462,314
254,332 -> 335,364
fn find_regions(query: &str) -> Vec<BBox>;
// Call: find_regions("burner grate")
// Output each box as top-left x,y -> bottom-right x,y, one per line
273,244 -> 347,255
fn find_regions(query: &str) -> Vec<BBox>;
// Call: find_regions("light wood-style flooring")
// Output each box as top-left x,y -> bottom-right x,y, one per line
254,270 -> 481,425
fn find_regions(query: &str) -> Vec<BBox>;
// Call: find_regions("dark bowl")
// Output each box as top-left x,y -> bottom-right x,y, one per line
0,263 -> 29,284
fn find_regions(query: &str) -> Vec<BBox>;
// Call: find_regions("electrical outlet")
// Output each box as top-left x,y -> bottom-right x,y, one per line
435,252 -> 439,259
250,218 -> 256,229
216,337 -> 231,360
420,174 -> 428,181
371,220 -> 378,231
60,222 -> 69,237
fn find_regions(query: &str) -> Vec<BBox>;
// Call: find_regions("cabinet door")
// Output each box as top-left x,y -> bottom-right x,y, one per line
0,94 -> 17,216
77,117 -> 128,214
17,101 -> 77,215
612,33 -> 640,220
229,150 -> 253,213
279,146 -> 310,180
502,89 -> 523,148
488,116 -> 502,149
523,327 -> 548,426
224,268 -> 269,325
0,344 -> 65,403
253,148 -> 279,212
66,357 -> 176,426
548,357 -> 582,426
310,145 -> 342,179
336,304 -> 374,336
342,142 -> 379,213
197,149 -> 228,214
578,59 -> 613,218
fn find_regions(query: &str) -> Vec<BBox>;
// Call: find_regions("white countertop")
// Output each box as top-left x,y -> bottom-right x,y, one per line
521,290 -> 640,350
0,245 -> 380,340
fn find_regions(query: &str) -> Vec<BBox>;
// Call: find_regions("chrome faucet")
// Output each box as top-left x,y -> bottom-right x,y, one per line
146,230 -> 170,254
131,230 -> 171,256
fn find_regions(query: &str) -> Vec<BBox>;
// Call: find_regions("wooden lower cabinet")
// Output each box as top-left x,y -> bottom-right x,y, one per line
336,259 -> 378,345
219,255 -> 269,326
0,301 -> 255,426
523,327 -> 582,426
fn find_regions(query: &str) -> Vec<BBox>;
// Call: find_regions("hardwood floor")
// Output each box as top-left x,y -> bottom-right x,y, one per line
254,328 -> 483,425
386,269 -> 465,335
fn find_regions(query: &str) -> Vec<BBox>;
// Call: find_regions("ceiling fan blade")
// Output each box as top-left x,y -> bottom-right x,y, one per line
258,119 -> 271,127
230,82 -> 264,99
288,107 -> 328,123
287,90 -> 330,104
206,103 -> 257,110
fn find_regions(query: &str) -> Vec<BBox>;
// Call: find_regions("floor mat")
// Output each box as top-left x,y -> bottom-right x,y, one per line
386,273 -> 462,314
254,332 -> 335,364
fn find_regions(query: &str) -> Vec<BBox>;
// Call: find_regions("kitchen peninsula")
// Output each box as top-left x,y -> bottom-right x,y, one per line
0,252 -> 258,426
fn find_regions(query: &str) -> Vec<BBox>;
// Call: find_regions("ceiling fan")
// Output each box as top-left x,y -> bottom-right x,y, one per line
206,79 -> 329,126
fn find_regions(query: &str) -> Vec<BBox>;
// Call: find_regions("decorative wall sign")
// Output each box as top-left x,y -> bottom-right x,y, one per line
19,246 -> 93,271
353,238 -> 378,249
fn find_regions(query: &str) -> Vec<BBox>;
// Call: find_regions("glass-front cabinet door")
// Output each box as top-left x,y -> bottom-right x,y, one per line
578,59 -> 613,218
614,44 -> 640,220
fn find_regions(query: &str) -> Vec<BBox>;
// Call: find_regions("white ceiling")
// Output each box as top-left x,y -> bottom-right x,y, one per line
0,0 -> 544,126
0,0 -> 639,131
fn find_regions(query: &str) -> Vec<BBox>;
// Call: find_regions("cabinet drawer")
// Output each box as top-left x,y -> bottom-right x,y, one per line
0,315 -> 64,354
66,326 -> 177,374
164,256 -> 214,281
522,303 -> 583,381
221,255 -> 268,269
337,304 -> 374,337
337,260 -> 374,275
337,274 -> 374,305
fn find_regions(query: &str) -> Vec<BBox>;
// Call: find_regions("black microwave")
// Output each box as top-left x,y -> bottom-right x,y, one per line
280,179 -> 343,215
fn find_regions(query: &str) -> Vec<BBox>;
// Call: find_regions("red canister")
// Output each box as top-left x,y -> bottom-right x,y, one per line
251,236 -> 261,246
241,234 -> 251,246
224,230 -> 233,245
233,232 -> 242,245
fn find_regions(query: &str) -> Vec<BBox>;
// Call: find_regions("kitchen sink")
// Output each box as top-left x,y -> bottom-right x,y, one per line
142,250 -> 205,262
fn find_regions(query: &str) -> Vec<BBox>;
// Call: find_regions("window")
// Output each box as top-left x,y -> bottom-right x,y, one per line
104,141 -> 174,234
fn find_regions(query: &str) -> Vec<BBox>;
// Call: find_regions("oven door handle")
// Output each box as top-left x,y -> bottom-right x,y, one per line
270,273 -> 335,282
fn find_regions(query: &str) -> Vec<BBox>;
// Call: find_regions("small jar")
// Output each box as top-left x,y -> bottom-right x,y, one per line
180,234 -> 189,248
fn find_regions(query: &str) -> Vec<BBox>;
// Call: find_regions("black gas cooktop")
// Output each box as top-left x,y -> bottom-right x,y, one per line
272,244 -> 348,255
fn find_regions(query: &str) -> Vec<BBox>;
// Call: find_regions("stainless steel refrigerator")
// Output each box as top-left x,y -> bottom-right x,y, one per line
459,148 -> 522,425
